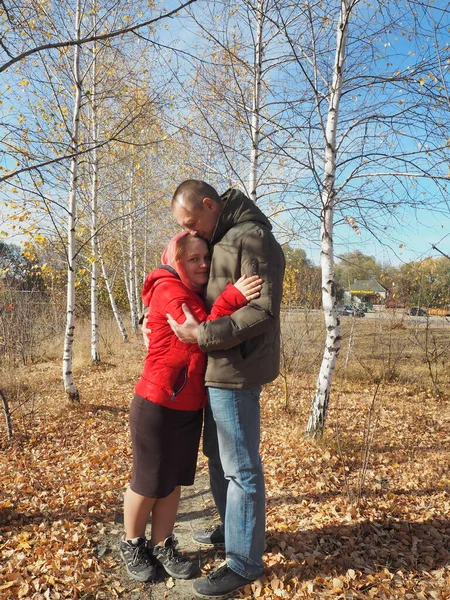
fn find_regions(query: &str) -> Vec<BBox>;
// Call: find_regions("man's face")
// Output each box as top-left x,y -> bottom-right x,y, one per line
172,197 -> 219,241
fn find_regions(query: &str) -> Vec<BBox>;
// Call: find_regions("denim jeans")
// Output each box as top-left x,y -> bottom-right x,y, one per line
203,387 -> 265,579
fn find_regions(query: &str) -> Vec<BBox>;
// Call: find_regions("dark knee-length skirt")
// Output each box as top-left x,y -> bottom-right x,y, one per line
129,394 -> 203,498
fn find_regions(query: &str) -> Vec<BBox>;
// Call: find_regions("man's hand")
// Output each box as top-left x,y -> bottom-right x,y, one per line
167,304 -> 199,344
141,318 -> 151,350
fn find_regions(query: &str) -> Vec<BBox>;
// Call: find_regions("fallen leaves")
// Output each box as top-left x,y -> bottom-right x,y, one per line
2,343 -> 450,599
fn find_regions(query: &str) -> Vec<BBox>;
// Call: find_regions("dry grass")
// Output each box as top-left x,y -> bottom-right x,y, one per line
280,309 -> 450,393
0,316 -> 143,438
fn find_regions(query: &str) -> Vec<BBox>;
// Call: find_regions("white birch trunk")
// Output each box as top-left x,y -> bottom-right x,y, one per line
90,34 -> 100,363
248,0 -> 264,203
142,201 -> 148,287
120,212 -> 132,304
133,230 -> 141,315
62,0 -> 82,402
98,240 -> 128,342
127,171 -> 139,332
306,0 -> 353,437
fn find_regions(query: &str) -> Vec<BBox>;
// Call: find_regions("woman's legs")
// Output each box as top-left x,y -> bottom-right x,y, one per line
121,487 -> 158,583
151,486 -> 181,545
123,485 -> 182,543
123,487 -> 156,539
150,486 -> 194,579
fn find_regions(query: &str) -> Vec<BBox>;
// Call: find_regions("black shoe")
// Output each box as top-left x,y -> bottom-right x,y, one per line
193,563 -> 254,599
120,537 -> 158,582
152,534 -> 195,580
192,524 -> 225,548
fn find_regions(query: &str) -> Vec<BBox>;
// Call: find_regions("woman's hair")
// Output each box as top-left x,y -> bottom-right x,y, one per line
174,232 -> 194,262
161,231 -> 208,290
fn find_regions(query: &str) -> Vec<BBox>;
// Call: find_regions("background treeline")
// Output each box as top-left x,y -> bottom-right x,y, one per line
2,239 -> 449,367
281,248 -> 450,310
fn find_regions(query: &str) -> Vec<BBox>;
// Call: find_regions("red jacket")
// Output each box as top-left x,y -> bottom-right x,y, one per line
135,267 -> 247,411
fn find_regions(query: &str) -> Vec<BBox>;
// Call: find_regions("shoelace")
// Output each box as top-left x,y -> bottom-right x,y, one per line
205,525 -> 221,534
163,545 -> 188,564
130,543 -> 150,567
208,563 -> 229,581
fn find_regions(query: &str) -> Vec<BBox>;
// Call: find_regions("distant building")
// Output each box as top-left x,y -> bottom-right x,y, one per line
344,278 -> 388,307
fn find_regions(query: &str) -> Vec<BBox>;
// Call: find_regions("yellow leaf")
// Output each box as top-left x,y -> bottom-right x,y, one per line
0,581 -> 16,590
333,577 -> 344,590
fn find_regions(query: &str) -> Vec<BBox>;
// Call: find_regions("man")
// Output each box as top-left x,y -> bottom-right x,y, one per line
168,180 -> 285,599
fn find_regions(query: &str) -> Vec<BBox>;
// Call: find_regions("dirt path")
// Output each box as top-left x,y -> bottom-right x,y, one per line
98,468 -> 228,600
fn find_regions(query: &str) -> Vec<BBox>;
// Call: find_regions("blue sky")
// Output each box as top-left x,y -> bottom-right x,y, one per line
1,0 -> 449,271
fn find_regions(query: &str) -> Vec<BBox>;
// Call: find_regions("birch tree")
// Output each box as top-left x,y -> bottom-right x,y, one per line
88,21 -> 101,363
62,0 -> 83,401
177,0 -> 298,205
0,0 -> 198,190
98,239 -> 128,342
248,0 -> 265,201
305,0 -> 353,437
266,0 -> 450,435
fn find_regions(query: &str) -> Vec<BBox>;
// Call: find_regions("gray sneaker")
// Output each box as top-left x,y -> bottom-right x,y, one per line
192,524 -> 225,548
193,563 -> 254,599
152,534 -> 195,580
120,537 -> 158,582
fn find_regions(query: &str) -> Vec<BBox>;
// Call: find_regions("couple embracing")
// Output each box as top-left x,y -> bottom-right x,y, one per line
120,180 -> 285,599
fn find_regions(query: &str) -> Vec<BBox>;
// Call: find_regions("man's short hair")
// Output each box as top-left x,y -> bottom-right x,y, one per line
172,180 -> 221,210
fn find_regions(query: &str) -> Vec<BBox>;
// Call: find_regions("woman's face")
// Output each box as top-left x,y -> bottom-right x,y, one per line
178,237 -> 210,288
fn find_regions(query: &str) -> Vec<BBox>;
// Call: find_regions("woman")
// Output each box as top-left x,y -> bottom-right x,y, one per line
121,231 -> 262,583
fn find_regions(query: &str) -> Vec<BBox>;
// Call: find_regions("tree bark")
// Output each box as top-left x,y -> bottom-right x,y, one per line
0,390 -> 13,440
90,30 -> 100,363
306,0 -> 354,437
62,0 -> 82,402
98,240 -> 129,342
127,171 -> 139,332
248,0 -> 265,203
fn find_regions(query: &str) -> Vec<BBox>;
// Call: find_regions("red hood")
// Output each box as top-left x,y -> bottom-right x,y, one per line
142,267 -> 180,308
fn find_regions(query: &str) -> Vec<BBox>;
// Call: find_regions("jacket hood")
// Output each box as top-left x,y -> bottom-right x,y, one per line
142,266 -> 180,308
211,189 -> 272,244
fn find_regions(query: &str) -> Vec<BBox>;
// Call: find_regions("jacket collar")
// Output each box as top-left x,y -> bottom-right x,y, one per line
159,265 -> 181,279
210,188 -> 272,244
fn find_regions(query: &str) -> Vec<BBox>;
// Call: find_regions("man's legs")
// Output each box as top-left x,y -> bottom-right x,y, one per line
204,387 -> 265,580
203,400 -> 228,523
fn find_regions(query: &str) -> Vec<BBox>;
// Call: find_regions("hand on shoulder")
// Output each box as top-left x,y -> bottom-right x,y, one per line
234,274 -> 263,301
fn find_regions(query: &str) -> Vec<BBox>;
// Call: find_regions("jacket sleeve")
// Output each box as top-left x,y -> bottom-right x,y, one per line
163,284 -> 246,325
163,292 -> 209,325
207,284 -> 247,321
197,227 -> 285,352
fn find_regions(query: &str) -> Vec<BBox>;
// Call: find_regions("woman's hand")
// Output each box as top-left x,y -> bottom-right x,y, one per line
234,274 -> 263,301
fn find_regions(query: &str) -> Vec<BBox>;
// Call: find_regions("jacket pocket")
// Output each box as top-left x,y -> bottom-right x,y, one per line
170,366 -> 188,400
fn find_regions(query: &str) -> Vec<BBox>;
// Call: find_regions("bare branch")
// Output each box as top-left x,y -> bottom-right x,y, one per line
0,0 -> 198,73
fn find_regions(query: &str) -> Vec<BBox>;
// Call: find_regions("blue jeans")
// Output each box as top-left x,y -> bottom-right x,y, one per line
204,387 -> 265,579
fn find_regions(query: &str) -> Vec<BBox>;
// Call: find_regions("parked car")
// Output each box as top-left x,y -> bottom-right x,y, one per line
339,305 -> 365,317
406,307 -> 427,316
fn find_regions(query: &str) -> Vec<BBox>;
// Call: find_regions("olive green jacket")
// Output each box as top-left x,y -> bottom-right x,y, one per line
197,188 -> 285,388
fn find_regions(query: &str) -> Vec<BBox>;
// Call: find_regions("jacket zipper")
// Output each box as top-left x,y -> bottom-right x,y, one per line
170,367 -> 188,400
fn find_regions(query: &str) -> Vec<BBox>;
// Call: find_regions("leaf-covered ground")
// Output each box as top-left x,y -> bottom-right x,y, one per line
1,339 -> 450,599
